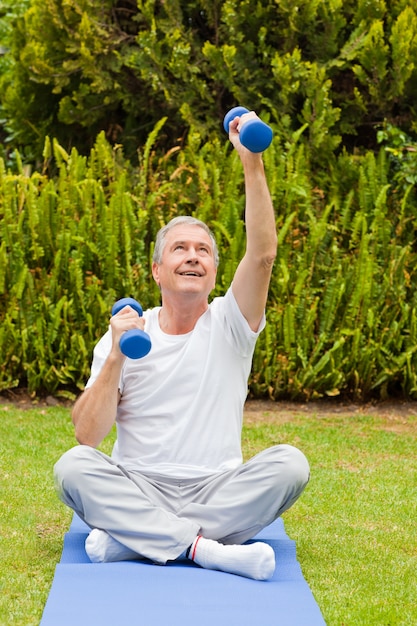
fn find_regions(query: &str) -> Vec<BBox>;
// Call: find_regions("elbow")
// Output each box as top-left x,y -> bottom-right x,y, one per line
252,240 -> 277,272
263,248 -> 277,271
72,408 -> 99,448
265,233 -> 278,266
74,424 -> 97,448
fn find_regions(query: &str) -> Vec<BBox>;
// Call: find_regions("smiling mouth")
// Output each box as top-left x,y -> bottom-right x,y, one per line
179,271 -> 202,277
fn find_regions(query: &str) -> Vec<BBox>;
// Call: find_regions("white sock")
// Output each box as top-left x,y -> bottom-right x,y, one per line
189,536 -> 275,581
85,528 -> 140,563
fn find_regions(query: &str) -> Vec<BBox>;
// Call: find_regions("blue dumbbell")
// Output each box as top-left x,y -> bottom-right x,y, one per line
111,297 -> 152,359
223,106 -> 273,153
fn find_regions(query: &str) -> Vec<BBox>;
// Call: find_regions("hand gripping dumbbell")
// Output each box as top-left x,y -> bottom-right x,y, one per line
223,106 -> 273,153
111,297 -> 152,359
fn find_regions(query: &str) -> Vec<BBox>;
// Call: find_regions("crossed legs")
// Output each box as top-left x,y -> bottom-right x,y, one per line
54,444 -> 309,579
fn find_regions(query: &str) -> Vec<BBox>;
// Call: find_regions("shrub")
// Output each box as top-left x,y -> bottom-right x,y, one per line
2,1 -> 417,163
2,127 -> 417,400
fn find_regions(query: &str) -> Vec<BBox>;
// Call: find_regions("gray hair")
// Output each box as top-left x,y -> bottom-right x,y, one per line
153,216 -> 219,267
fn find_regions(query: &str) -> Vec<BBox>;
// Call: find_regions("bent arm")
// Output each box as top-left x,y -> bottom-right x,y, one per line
229,113 -> 277,331
72,305 -> 144,447
71,352 -> 123,447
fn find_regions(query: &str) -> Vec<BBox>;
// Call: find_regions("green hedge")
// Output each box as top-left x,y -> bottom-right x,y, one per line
1,126 -> 417,400
3,0 -> 417,163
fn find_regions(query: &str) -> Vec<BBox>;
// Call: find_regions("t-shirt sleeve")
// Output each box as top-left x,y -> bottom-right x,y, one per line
218,287 -> 266,357
84,329 -> 113,389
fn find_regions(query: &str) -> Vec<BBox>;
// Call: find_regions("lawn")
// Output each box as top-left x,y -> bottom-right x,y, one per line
1,398 -> 416,625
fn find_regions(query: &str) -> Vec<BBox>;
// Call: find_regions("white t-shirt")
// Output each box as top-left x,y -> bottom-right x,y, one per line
86,288 -> 265,478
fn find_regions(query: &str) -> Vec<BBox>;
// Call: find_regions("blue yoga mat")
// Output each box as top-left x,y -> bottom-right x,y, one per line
40,515 -> 325,626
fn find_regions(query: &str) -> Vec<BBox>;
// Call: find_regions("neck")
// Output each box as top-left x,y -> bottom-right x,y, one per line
158,298 -> 208,335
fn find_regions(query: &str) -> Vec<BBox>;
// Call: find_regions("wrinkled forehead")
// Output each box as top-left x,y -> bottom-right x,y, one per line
164,224 -> 214,249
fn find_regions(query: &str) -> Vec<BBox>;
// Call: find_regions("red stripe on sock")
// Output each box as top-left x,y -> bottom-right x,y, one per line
191,535 -> 202,561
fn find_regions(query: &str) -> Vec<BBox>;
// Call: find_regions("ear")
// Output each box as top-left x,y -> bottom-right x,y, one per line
151,262 -> 160,286
211,267 -> 217,291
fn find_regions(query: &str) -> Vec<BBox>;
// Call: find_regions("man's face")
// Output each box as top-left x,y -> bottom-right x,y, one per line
152,224 -> 217,299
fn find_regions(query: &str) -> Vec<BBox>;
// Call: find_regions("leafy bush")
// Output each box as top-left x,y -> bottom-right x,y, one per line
2,127 -> 417,400
254,149 -> 417,400
0,124 -> 246,393
2,1 -> 417,162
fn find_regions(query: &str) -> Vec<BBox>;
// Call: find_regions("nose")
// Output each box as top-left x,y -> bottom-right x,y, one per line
185,247 -> 199,263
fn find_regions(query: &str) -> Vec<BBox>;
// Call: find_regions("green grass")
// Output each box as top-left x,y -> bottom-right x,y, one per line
1,401 -> 416,625
243,408 -> 417,625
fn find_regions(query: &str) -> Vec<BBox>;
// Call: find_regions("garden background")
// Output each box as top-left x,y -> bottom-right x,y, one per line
2,0 -> 417,401
1,3 -> 417,625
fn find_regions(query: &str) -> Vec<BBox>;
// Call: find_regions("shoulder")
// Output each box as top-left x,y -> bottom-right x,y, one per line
143,306 -> 161,325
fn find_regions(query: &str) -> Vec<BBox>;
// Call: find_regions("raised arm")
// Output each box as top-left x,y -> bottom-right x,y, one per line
228,112 -> 277,331
71,306 -> 144,447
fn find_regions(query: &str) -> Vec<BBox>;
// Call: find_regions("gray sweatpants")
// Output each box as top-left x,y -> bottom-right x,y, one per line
54,444 -> 309,564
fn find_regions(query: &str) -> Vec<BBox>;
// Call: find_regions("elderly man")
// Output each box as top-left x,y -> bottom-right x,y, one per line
54,111 -> 309,581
